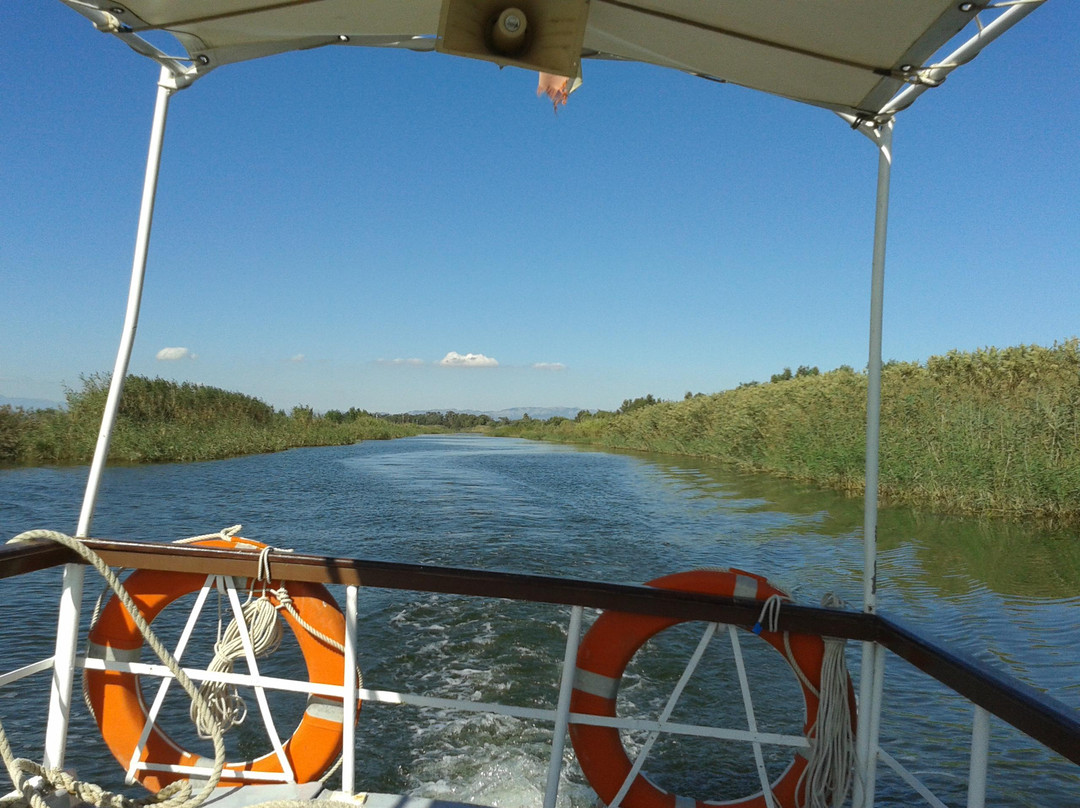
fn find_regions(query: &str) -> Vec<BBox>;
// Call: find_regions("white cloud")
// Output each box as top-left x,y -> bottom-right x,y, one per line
156,347 -> 192,361
289,354 -> 305,363
377,358 -> 426,366
532,362 -> 566,371
439,351 -> 498,368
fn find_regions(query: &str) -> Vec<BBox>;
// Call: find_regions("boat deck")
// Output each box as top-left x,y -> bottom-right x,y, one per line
175,784 -> 485,808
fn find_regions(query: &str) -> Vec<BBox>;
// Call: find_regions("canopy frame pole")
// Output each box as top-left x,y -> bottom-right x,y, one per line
76,66 -> 174,538
851,116 -> 893,808
883,0 -> 1046,116
43,67 -> 175,770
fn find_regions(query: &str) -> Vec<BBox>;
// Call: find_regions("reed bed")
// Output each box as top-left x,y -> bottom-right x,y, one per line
498,341 -> 1080,522
0,374 -> 426,466
6,342 -> 1078,521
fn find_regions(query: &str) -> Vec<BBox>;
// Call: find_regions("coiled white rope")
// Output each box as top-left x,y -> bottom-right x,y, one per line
1,530 -> 227,808
190,542 -> 362,738
192,541 -> 280,737
752,590 -> 855,808
191,595 -> 283,738
794,594 -> 855,808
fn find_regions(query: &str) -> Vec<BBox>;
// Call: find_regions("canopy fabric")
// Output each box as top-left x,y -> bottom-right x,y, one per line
62,0 -> 1009,119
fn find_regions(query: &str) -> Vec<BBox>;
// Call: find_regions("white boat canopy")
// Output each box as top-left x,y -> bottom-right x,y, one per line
60,0 -> 1039,121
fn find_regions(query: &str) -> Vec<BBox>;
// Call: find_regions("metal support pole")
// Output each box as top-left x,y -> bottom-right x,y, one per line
966,706 -> 991,808
862,118 -> 892,621
342,585 -> 360,795
76,66 -> 174,538
41,565 -> 85,769
852,118 -> 893,808
865,644 -> 887,808
544,606 -> 584,808
43,67 -> 174,770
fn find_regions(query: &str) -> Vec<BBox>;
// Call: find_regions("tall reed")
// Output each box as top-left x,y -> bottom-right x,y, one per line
497,341 -> 1080,521
0,375 -> 428,466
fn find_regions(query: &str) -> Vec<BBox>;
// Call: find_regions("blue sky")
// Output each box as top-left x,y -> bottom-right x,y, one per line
2,3 -> 1077,414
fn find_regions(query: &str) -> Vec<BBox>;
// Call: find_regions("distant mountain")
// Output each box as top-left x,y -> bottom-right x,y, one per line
0,395 -> 62,411
484,407 -> 587,421
406,406 -> 587,421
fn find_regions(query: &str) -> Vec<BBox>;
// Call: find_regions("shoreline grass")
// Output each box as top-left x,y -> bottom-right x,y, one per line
0,375 -> 434,466
5,341 -> 1078,523
494,341 -> 1080,524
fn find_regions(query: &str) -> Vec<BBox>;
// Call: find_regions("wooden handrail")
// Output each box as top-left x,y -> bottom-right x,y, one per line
876,613 -> 1080,766
1,537 -> 879,636
1,537 -> 1077,765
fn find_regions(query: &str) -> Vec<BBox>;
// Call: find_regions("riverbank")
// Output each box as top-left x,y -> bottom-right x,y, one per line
0,375 -> 434,465
494,341 -> 1080,523
6,342 -> 1077,522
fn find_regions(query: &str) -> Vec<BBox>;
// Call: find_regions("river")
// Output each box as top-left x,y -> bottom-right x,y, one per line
1,434 -> 1077,806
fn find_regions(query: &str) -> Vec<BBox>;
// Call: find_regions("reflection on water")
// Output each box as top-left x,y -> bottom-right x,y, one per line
622,448 -> 1080,599
1,435 -> 1078,806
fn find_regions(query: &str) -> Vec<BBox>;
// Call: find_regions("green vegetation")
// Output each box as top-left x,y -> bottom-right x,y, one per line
371,411 -> 496,430
0,374 -> 430,466
496,341 -> 1080,522
5,341 -> 1078,522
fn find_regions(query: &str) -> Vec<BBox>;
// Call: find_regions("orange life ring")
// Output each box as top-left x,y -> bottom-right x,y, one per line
85,537 -> 356,792
569,569 -> 854,808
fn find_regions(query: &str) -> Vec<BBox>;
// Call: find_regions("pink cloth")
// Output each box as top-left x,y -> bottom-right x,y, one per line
537,73 -> 571,108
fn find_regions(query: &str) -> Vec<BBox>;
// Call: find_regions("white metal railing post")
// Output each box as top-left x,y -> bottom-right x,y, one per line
544,605 -> 584,808
864,643 -> 886,808
966,706 -> 991,808
342,585 -> 360,795
853,117 -> 894,808
43,67 -> 175,770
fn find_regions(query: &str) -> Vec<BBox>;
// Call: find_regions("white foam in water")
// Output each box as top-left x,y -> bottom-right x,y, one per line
407,712 -> 593,808
379,587 -> 807,807
380,590 -> 597,808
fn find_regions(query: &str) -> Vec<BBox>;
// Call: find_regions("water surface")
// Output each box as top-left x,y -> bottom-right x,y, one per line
0,435 -> 1076,806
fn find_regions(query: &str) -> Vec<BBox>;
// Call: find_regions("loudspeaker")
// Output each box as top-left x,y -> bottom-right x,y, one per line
437,0 -> 589,78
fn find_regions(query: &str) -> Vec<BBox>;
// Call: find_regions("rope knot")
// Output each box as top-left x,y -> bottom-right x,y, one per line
752,593 -> 783,634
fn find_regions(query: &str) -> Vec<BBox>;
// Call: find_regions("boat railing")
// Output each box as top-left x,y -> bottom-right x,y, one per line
1,538 -> 1078,808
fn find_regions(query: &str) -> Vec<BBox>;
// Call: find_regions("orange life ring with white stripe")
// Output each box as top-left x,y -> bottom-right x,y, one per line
85,537 -> 355,793
569,569 -> 854,808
